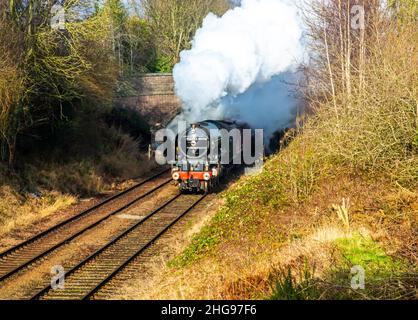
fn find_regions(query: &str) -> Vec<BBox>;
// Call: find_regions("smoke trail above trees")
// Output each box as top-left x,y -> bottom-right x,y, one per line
172,0 -> 304,140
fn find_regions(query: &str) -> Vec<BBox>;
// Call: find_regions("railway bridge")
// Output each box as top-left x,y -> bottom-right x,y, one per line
116,73 -> 181,129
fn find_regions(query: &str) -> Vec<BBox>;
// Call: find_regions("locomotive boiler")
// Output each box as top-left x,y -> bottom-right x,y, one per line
171,120 -> 251,193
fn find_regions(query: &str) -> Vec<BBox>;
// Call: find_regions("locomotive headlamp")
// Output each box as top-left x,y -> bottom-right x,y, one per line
203,172 -> 211,181
172,172 -> 180,180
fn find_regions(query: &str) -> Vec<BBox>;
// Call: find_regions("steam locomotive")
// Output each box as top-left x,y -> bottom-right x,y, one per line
171,120 -> 252,193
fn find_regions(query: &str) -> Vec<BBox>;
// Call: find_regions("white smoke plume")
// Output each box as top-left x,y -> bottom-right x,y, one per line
172,0 -> 304,143
228,0 -> 242,7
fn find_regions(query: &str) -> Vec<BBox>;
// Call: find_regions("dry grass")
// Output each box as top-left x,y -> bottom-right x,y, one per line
22,129 -> 155,196
0,184 -> 77,236
0,128 -> 156,237
111,222 -> 355,299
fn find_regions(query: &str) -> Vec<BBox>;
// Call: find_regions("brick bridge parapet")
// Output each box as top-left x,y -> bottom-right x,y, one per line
116,73 -> 181,129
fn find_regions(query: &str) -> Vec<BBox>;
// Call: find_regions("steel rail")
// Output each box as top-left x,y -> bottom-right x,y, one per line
0,170 -> 171,283
32,194 -> 206,300
0,168 -> 169,260
82,194 -> 206,300
31,193 -> 184,300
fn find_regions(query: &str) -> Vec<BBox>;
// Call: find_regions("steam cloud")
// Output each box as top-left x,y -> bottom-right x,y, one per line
172,0 -> 304,142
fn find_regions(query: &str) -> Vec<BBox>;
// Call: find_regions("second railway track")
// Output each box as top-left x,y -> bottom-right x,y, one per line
0,168 -> 171,284
31,193 -> 205,300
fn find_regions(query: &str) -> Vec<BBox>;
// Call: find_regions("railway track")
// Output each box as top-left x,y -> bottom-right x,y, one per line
31,193 -> 205,300
0,168 -> 171,284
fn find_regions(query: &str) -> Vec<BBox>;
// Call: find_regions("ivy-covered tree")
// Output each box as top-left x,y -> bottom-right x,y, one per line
142,0 -> 230,72
0,0 -> 118,165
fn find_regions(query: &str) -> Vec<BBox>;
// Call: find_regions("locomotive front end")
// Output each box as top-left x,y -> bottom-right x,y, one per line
172,122 -> 222,193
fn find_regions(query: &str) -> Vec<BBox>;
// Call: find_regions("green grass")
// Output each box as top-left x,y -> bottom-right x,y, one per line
269,234 -> 414,300
334,234 -> 408,278
323,234 -> 416,299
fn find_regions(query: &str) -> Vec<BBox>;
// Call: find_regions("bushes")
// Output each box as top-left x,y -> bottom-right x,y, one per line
98,127 -> 150,179
0,9 -> 25,165
0,1 -> 153,190
0,1 -> 118,166
22,126 -> 149,196
106,107 -> 151,145
301,1 -> 418,186
0,120 -> 153,236
308,22 -> 418,186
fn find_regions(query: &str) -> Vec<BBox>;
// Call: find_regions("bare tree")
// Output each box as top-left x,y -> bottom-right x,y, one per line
141,0 -> 230,70
301,0 -> 381,112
